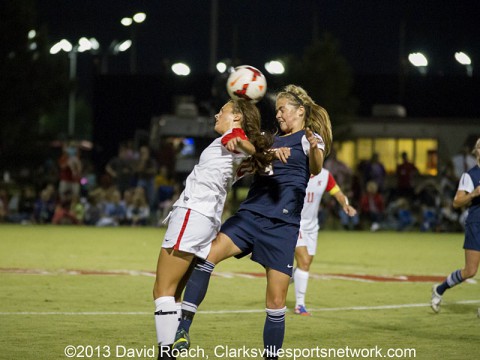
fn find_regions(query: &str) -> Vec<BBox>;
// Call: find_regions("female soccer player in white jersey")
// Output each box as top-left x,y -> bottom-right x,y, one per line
173,85 -> 333,360
153,99 -> 275,359
293,168 -> 357,316
431,137 -> 480,313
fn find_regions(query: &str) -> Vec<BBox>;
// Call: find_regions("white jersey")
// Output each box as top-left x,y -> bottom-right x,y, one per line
300,168 -> 339,233
173,128 -> 249,225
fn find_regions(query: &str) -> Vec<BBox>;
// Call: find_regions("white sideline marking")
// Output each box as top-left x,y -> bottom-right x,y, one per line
1,300 -> 479,316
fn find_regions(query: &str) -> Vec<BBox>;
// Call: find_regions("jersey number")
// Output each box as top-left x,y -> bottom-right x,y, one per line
306,192 -> 315,203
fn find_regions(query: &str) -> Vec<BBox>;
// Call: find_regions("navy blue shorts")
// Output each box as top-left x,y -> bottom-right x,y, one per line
463,222 -> 480,251
220,209 -> 299,276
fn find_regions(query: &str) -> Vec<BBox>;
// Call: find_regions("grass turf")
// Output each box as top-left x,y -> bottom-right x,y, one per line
0,224 -> 479,359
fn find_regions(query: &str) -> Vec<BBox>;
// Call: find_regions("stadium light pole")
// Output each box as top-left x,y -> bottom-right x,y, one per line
50,38 -> 99,137
408,52 -> 428,75
455,51 -> 473,77
121,12 -> 146,74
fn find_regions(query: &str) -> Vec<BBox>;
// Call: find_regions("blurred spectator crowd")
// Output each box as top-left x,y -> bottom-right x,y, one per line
0,139 -> 474,232
0,140 -> 180,227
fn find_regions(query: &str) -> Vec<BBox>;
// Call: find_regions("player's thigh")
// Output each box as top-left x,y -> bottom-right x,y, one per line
207,232 -> 242,264
154,247 -> 194,297
265,267 -> 291,309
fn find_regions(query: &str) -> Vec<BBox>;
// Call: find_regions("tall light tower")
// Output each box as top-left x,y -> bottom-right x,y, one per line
50,38 -> 99,137
121,12 -> 146,74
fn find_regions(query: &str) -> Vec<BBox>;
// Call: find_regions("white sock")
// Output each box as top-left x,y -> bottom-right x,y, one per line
175,302 -> 182,324
294,268 -> 309,307
154,296 -> 178,345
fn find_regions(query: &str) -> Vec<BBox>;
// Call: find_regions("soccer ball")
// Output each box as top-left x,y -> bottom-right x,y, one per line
226,65 -> 267,104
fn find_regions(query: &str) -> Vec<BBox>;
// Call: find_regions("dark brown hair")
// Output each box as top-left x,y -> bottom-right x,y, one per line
230,99 -> 276,173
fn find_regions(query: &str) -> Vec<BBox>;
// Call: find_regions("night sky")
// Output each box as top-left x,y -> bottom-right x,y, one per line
36,0 -> 480,76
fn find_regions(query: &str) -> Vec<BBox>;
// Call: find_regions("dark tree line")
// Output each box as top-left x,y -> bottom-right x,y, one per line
0,0 -> 69,169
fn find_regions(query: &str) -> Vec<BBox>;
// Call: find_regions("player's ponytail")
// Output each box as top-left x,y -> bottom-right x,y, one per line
230,99 -> 276,173
276,85 -> 332,156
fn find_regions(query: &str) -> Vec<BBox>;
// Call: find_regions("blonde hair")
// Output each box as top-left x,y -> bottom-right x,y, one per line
472,138 -> 480,158
276,84 -> 332,156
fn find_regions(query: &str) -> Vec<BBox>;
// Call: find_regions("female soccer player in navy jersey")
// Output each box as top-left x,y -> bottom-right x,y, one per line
431,137 -> 480,313
174,84 -> 333,360
153,99 -> 275,359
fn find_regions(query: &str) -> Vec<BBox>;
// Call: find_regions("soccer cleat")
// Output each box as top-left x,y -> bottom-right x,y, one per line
294,305 -> 311,316
172,327 -> 190,351
431,284 -> 442,313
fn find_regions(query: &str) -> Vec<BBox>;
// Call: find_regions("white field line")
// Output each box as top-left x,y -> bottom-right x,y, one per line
1,300 -> 479,316
3,268 -> 471,283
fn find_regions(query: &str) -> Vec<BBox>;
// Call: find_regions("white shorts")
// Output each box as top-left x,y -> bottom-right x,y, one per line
296,229 -> 318,256
162,207 -> 219,259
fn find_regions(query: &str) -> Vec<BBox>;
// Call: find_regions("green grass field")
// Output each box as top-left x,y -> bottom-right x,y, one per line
1,225 -> 479,360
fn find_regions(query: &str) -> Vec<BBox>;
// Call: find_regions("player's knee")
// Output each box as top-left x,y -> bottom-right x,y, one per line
153,284 -> 160,300
463,267 -> 477,279
266,296 -> 286,309
153,279 -> 176,299
297,261 -> 310,271
297,257 -> 311,272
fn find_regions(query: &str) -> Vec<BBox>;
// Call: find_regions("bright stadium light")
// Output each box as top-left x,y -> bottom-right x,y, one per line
408,52 -> 428,67
133,12 -> 146,23
49,42 -> 63,54
455,51 -> 473,76
455,51 -> 471,65
77,37 -> 93,52
216,61 -> 227,73
50,39 -> 73,54
89,38 -> 100,51
115,40 -> 132,53
121,12 -> 146,26
408,52 -> 428,74
172,62 -> 191,76
121,17 -> 133,26
265,60 -> 285,75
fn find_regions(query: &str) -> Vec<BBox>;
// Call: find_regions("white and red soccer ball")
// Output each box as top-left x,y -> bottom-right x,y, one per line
226,65 -> 267,104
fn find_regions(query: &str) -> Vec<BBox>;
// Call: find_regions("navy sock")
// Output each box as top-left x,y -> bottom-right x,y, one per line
178,258 -> 215,332
437,269 -> 463,295
263,307 -> 286,359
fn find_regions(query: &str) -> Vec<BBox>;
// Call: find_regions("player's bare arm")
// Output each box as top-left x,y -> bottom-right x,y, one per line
225,137 -> 255,155
453,186 -> 480,209
306,127 -> 324,175
333,191 -> 357,216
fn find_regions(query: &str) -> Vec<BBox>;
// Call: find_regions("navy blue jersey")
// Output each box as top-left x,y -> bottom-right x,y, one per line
466,165 -> 480,223
239,130 -> 310,225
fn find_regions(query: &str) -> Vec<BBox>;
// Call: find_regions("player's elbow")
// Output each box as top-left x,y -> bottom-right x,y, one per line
310,168 -> 321,176
452,195 -> 466,209
310,164 -> 323,175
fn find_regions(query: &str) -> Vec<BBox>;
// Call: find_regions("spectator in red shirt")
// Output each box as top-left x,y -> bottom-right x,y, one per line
360,181 -> 385,231
58,142 -> 82,201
